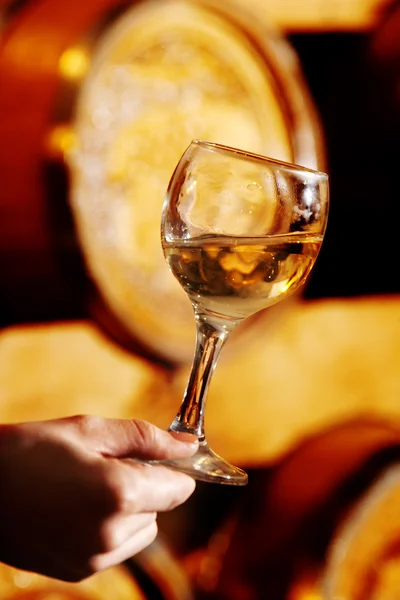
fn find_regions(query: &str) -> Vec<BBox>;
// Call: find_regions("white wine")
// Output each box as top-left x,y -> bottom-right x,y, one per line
163,233 -> 322,321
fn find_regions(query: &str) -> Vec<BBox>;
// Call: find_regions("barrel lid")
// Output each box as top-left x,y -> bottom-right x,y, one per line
66,0 -> 324,364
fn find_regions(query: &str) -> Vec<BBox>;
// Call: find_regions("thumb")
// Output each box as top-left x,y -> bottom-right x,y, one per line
69,416 -> 198,461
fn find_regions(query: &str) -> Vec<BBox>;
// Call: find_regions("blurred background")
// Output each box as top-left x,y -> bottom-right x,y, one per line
1,0 -> 400,598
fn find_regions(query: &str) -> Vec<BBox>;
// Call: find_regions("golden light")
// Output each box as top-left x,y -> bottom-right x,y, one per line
46,124 -> 77,159
59,46 -> 90,80
288,580 -> 322,600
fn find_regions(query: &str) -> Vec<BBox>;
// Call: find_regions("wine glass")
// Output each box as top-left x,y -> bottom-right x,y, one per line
158,140 -> 329,485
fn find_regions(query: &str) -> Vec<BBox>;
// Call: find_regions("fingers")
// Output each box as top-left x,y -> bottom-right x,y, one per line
76,461 -> 195,577
37,517 -> 159,582
105,459 -> 196,513
89,521 -> 158,574
64,415 -> 199,461
121,420 -> 198,461
0,417 -> 197,584
98,512 -> 157,549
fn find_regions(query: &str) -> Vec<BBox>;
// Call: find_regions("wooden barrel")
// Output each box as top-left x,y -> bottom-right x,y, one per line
0,0 -> 325,365
187,419 -> 400,600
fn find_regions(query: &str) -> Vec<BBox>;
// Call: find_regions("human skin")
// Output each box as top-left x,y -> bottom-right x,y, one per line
0,416 -> 198,582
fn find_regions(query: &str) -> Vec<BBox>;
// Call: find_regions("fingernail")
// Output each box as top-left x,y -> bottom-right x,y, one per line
169,431 -> 199,444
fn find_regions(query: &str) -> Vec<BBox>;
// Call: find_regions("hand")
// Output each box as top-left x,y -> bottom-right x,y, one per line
0,415 -> 198,582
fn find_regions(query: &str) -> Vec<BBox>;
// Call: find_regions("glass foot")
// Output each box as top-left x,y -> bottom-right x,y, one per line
159,441 -> 248,486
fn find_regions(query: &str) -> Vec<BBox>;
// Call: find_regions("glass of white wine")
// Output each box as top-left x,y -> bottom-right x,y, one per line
159,140 -> 329,485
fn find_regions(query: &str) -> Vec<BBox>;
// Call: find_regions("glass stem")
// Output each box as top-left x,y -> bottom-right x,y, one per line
169,313 -> 233,443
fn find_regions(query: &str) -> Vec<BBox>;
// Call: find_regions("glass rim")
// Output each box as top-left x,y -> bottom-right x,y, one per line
191,139 -> 329,178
